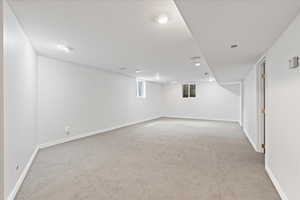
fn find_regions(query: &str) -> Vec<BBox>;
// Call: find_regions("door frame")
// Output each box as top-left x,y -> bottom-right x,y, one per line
257,58 -> 266,153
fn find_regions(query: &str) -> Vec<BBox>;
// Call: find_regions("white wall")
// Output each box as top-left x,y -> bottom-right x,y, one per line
37,56 -> 163,144
264,13 -> 300,200
3,1 -> 38,199
163,82 -> 240,122
242,66 -> 259,151
0,1 -> 4,199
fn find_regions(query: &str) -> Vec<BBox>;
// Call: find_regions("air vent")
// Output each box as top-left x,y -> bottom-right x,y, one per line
231,44 -> 238,48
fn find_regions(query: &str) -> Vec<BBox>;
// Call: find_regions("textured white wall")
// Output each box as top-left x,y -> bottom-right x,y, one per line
265,13 -> 300,200
242,66 -> 258,151
37,56 -> 163,144
4,1 -> 38,198
163,82 -> 240,122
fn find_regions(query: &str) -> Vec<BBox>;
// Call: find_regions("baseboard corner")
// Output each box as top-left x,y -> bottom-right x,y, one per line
242,128 -> 260,152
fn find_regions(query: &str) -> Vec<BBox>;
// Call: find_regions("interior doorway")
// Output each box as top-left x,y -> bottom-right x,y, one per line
257,59 -> 266,153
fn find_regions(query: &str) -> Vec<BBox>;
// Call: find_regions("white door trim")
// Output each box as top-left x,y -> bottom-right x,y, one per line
256,58 -> 266,153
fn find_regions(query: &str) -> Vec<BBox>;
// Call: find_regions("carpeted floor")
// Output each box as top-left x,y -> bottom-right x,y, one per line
16,118 -> 280,200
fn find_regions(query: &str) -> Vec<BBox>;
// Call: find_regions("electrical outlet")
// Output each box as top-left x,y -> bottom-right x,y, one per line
65,126 -> 70,135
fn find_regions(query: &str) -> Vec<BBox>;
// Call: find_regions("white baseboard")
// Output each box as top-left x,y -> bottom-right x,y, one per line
242,128 -> 259,152
39,116 -> 162,149
7,147 -> 39,200
163,115 -> 239,123
265,165 -> 289,200
7,116 -> 162,200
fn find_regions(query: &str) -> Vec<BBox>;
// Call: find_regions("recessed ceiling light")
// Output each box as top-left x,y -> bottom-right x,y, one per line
57,44 -> 73,53
156,15 -> 169,24
191,56 -> 201,61
191,56 -> 201,66
135,69 -> 142,73
230,44 -> 238,49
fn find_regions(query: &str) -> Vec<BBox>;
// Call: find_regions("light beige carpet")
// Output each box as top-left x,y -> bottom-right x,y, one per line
16,118 -> 280,200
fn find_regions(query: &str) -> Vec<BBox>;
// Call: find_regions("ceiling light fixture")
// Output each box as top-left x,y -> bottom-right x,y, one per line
135,69 -> 142,73
191,56 -> 201,67
156,73 -> 160,80
156,15 -> 169,24
57,44 -> 73,53
209,77 -> 215,82
191,56 -> 201,60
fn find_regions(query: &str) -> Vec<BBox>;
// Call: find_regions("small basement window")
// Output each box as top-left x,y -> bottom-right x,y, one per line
182,84 -> 196,98
136,79 -> 146,98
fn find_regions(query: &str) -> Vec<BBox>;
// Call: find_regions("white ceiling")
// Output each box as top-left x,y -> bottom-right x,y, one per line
174,0 -> 300,82
8,0 -> 213,83
8,0 -> 300,84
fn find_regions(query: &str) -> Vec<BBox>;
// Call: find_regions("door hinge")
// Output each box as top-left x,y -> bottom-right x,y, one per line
262,144 -> 265,149
261,74 -> 266,79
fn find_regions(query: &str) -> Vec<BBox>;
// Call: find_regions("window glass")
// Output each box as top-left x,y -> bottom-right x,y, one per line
182,84 -> 189,98
190,84 -> 196,97
136,80 -> 146,98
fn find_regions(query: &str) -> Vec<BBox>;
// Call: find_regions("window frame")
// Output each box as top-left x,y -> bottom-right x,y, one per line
189,84 -> 196,98
182,84 -> 189,98
136,79 -> 146,98
182,84 -> 196,98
